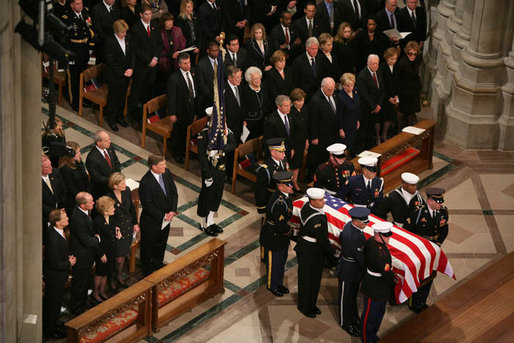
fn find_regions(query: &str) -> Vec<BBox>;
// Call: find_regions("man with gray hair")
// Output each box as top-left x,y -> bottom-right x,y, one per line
264,95 -> 294,160
355,54 -> 384,151
292,36 -> 322,99
85,130 -> 121,199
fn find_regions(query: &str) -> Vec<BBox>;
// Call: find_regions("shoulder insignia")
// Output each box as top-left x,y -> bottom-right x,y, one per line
260,164 -> 268,168
406,218 -> 411,223
314,223 -> 321,228
62,15 -> 68,19
278,215 -> 284,221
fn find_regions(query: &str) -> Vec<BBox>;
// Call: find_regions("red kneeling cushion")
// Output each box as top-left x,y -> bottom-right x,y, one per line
380,147 -> 421,176
157,267 -> 210,306
79,304 -> 138,343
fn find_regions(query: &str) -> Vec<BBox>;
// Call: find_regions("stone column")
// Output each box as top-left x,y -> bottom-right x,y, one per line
498,35 -> 514,150
443,0 -> 512,148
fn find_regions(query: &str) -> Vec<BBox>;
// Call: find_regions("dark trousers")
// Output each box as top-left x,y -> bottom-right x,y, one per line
105,77 -> 130,125
339,278 -> 361,327
197,167 -> 225,217
71,267 -> 91,314
361,296 -> 387,343
355,112 -> 373,152
265,247 -> 288,290
170,121 -> 188,159
67,63 -> 87,108
141,224 -> 170,276
410,279 -> 433,309
43,273 -> 67,335
129,67 -> 156,121
296,243 -> 324,314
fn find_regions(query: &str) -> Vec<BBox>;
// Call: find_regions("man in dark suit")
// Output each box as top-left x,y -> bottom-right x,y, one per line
224,66 -> 244,181
307,77 -> 339,173
167,53 -> 199,164
291,37 -> 323,100
92,0 -> 119,63
43,209 -> 75,339
340,0 -> 366,31
270,11 -> 301,63
264,95 -> 293,161
42,154 -> 68,243
314,0 -> 343,35
128,4 -> 162,122
221,0 -> 248,42
355,54 -> 385,150
398,0 -> 427,48
375,0 -> 400,48
70,192 -> 100,315
196,41 -> 220,112
139,155 -> 178,276
292,2 -> 320,47
85,130 -> 121,200
223,35 -> 250,73
197,0 -> 222,53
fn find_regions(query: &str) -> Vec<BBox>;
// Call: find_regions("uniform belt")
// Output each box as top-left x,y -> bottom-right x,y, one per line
393,221 -> 404,228
323,188 -> 336,195
302,236 -> 317,243
341,256 -> 356,263
70,38 -> 89,44
353,202 -> 374,208
367,268 -> 382,277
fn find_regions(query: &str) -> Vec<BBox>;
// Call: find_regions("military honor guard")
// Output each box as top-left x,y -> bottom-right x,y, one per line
261,171 -> 294,297
197,107 -> 236,237
313,143 -> 356,196
404,187 -> 449,313
336,207 -> 370,337
360,221 -> 397,343
336,157 -> 384,214
295,188 -> 336,318
375,172 -> 425,227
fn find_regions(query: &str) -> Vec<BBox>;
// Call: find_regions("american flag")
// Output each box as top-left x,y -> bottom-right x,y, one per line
291,194 -> 456,303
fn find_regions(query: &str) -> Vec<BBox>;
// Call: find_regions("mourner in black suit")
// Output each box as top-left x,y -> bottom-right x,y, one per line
397,0 -> 427,48
138,155 -> 178,276
378,47 -> 399,140
221,0 -> 248,42
59,141 -> 91,213
263,95 -> 294,161
337,72 -> 360,155
242,67 -> 272,139
70,192 -> 100,315
336,207 -> 369,337
291,37 -> 323,100
196,42 -> 220,112
246,23 -> 272,71
340,0 -> 366,31
224,66 -> 245,181
175,6 -> 200,56
269,11 -> 301,62
120,1 -> 141,28
353,18 -> 388,72
167,53 -> 200,164
314,0 -> 343,35
223,35 -> 251,73
104,20 -> 135,131
292,3 -> 320,47
355,54 -> 384,150
375,0 -> 400,48
42,155 -> 68,243
307,78 -> 339,175
265,50 -> 294,102
288,88 -> 309,190
317,33 -> 342,83
85,130 -> 122,200
197,0 -> 222,52
92,0 -> 119,63
43,209 -> 75,339
396,41 -> 422,128
128,4 -> 162,121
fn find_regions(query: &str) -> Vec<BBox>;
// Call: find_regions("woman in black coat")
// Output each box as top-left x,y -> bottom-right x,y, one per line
379,47 -> 400,140
337,73 -> 360,156
334,22 -> 357,74
289,88 -> 309,192
265,50 -> 294,103
59,141 -> 90,214
242,66 -> 272,140
397,41 -> 422,128
175,0 -> 200,64
353,17 -> 387,73
317,33 -> 342,84
120,0 -> 141,28
107,172 -> 139,288
245,23 -> 272,72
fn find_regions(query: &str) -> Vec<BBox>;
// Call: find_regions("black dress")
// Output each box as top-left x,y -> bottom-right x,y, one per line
245,39 -> 272,71
353,30 -> 387,73
336,88 -> 360,154
317,52 -> 342,84
396,55 -> 421,114
289,105 -> 309,169
93,215 -> 116,276
241,83 -> 271,140
59,161 -> 91,213
334,38 -> 356,74
107,188 -> 137,257
379,61 -> 399,122
120,4 -> 141,28
264,67 -> 294,103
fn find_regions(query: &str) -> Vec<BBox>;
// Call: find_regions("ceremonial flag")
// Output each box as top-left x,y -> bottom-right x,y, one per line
207,53 -> 226,151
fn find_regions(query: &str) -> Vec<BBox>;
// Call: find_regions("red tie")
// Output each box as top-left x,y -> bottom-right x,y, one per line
104,151 -> 113,169
285,28 -> 290,45
372,72 -> 378,88
146,25 -> 151,38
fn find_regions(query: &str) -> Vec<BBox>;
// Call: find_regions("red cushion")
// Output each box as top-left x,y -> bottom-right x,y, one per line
79,304 -> 138,343
380,147 -> 421,176
157,268 -> 210,306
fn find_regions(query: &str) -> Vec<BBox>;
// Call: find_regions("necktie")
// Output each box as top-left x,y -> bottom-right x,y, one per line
353,0 -> 360,19
367,180 -> 371,193
389,13 -> 395,29
78,13 -> 83,21
308,19 -> 313,37
232,53 -> 237,67
328,96 -> 336,114
372,72 -> 378,88
159,174 -> 167,195
104,150 -> 113,169
146,25 -> 151,38
45,177 -> 54,194
234,86 -> 240,106
284,27 -> 290,45
211,2 -> 216,10
213,58 -> 218,78
311,57 -> 317,78
329,4 -> 334,28
284,114 -> 290,135
186,72 -> 194,104
411,11 -> 417,28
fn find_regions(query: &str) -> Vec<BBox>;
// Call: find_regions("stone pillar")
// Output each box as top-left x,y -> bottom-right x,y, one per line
443,0 -> 511,148
498,36 -> 514,150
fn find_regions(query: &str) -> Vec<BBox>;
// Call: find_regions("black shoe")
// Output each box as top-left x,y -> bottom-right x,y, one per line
225,177 -> 233,185
45,331 -> 67,339
278,285 -> 289,294
342,325 -> 360,337
421,303 -> 429,310
210,223 -> 223,234
117,279 -> 129,289
174,156 -> 184,164
108,122 -> 119,131
200,224 -> 218,237
71,105 -> 79,112
298,308 -> 316,318
267,287 -> 283,297
314,306 -> 321,315
118,118 -> 129,127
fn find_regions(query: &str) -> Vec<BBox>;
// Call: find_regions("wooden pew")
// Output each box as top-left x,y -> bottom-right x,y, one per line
231,136 -> 264,194
351,120 -> 437,193
144,238 -> 226,332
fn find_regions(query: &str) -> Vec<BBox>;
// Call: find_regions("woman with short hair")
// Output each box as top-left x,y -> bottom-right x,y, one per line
242,66 -> 271,139
337,73 -> 360,156
59,141 -> 90,213
396,41 -> 422,128
265,50 -> 294,103
289,88 -> 309,192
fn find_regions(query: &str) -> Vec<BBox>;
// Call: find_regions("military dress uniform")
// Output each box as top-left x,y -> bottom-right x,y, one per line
261,172 -> 294,297
336,207 -> 369,337
375,188 -> 425,227
314,160 -> 356,195
295,188 -> 335,318
360,222 -> 396,343
404,187 -> 449,313
337,174 -> 384,214
61,8 -> 95,109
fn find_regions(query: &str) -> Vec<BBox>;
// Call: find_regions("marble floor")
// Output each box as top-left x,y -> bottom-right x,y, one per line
44,103 -> 514,343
